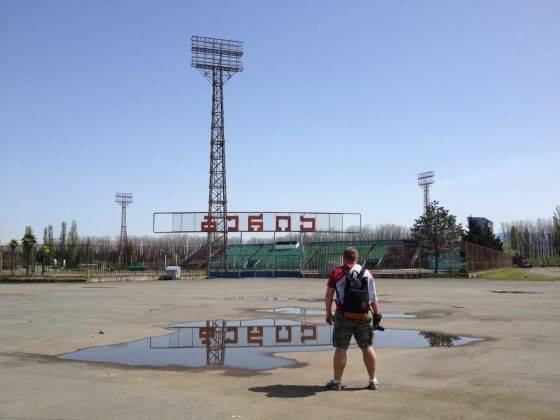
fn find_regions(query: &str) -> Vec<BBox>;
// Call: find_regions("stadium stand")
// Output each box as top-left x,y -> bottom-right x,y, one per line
185,239 -> 466,277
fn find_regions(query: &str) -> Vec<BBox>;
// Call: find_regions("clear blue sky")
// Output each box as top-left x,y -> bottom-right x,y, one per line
1,0 -> 559,241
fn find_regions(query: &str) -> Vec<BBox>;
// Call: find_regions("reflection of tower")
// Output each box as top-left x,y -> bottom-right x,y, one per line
417,171 -> 435,210
206,320 -> 226,367
115,193 -> 133,267
191,36 -> 243,271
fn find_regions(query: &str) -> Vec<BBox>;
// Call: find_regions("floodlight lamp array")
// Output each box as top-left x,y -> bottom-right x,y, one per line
115,192 -> 133,205
417,171 -> 435,186
191,35 -> 243,73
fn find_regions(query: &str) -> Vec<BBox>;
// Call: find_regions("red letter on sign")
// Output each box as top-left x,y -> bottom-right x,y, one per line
248,213 -> 264,232
275,215 -> 291,232
300,215 -> 316,232
224,326 -> 238,344
301,325 -> 317,342
226,215 -> 239,232
201,215 -> 216,232
275,326 -> 292,343
247,326 -> 264,346
199,327 -> 216,345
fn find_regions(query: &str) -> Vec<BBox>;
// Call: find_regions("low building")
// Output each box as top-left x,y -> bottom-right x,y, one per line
468,217 -> 493,233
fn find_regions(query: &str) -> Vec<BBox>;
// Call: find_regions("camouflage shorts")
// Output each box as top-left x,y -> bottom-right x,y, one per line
332,314 -> 374,349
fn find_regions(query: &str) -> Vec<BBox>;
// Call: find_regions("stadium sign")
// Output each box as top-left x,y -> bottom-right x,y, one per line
153,211 -> 361,234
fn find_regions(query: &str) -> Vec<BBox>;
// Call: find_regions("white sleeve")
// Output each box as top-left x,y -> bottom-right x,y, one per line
367,272 -> 377,302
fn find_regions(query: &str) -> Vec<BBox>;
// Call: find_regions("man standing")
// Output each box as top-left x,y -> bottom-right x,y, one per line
325,247 -> 382,391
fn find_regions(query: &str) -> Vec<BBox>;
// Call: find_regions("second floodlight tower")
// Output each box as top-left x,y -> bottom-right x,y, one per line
191,35 -> 243,267
417,171 -> 435,211
115,192 -> 133,267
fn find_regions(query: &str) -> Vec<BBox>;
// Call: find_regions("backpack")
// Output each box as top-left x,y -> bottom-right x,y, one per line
340,265 -> 370,314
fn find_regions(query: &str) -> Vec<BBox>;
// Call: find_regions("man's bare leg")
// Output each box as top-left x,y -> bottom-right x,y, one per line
333,348 -> 347,381
361,346 -> 377,380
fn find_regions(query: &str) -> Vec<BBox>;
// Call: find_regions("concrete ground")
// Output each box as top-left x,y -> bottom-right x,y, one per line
1,277 -> 559,419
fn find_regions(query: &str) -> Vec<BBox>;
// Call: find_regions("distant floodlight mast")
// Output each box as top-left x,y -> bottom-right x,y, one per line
191,35 -> 243,270
417,171 -> 435,210
115,192 -> 133,267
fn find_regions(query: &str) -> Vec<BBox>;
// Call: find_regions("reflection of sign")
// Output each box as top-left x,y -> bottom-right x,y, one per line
154,212 -> 362,233
170,324 -> 324,348
301,325 -> 317,341
225,326 -> 238,344
276,326 -> 292,343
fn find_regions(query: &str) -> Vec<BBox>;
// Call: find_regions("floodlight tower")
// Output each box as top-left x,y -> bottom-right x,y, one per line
191,35 -> 243,269
115,193 -> 133,267
417,171 -> 435,210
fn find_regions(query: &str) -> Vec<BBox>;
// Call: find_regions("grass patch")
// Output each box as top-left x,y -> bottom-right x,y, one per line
474,268 -> 556,281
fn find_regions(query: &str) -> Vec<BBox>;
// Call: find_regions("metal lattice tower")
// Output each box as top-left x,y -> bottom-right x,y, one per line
115,193 -> 133,267
205,320 -> 226,367
191,36 -> 243,272
417,171 -> 435,210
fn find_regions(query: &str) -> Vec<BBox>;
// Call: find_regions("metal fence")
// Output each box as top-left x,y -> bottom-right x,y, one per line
465,242 -> 513,273
1,241 -> 512,279
0,243 -> 201,279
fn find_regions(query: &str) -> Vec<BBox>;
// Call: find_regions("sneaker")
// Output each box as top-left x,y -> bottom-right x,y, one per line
325,380 -> 342,391
367,379 -> 379,390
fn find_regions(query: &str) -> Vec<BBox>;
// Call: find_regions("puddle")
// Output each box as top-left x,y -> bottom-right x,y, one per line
491,290 -> 537,294
234,296 -> 290,302
58,319 -> 483,371
256,307 -> 418,318
297,297 -> 325,303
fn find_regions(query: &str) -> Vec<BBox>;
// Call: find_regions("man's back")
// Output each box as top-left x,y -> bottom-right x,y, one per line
328,262 -> 377,319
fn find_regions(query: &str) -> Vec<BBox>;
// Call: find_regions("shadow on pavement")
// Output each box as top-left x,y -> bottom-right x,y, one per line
249,384 -> 365,398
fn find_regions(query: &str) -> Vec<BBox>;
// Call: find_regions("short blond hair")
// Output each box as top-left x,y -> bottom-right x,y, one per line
343,247 -> 358,262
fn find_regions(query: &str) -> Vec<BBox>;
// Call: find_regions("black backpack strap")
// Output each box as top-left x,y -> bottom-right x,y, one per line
341,266 -> 353,292
344,265 -> 368,282
357,265 -> 367,279
335,266 -> 352,313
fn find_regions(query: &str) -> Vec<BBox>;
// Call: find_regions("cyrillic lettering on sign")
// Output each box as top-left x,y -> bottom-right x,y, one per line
248,213 -> 264,232
275,215 -> 291,232
226,215 -> 239,232
300,215 -> 316,232
201,215 -> 217,232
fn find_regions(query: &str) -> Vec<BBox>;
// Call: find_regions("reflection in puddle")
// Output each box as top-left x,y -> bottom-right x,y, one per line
297,297 -> 325,303
256,307 -> 418,318
234,296 -> 290,301
58,319 -> 482,371
491,290 -> 537,294
419,331 -> 461,347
